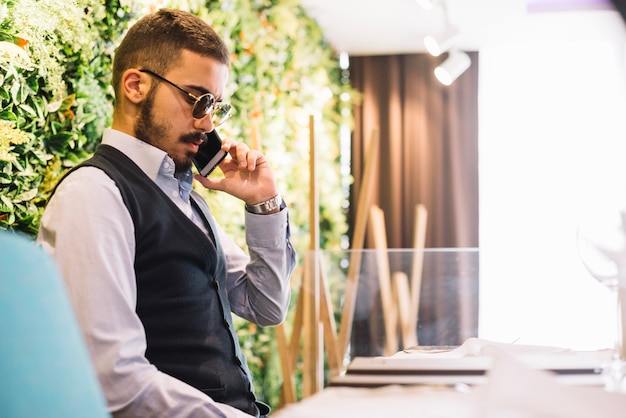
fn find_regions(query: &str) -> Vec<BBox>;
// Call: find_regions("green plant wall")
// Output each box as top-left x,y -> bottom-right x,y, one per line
0,0 -> 353,408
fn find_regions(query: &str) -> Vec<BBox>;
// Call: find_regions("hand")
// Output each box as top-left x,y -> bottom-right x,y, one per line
193,139 -> 279,205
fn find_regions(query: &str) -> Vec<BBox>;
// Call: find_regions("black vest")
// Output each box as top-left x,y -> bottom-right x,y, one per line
55,144 -> 264,416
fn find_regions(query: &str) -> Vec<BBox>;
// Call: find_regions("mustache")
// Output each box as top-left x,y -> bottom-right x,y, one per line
180,132 -> 207,145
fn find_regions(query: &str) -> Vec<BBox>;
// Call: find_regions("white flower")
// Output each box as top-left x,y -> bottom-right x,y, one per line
0,41 -> 33,70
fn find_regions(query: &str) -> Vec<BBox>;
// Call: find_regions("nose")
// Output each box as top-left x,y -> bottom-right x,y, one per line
194,112 -> 214,133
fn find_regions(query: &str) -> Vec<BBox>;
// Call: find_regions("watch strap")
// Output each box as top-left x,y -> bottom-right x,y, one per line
245,194 -> 283,215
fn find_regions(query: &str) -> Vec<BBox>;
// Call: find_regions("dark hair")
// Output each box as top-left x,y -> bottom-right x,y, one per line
112,8 -> 230,100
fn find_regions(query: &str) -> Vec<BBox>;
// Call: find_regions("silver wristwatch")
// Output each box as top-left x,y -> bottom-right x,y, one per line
245,194 -> 283,215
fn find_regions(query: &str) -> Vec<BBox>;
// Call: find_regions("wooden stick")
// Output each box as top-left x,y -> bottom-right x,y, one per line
338,128 -> 380,358
301,251 -> 321,397
288,289 -> 304,372
276,269 -> 304,404
308,116 -> 319,252
392,272 -> 412,348
407,204 -> 428,347
250,121 -> 262,151
369,205 -> 397,356
275,324 -> 296,405
318,255 -> 342,378
302,115 -> 322,397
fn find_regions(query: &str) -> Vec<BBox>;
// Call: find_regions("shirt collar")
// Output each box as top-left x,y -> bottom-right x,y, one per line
174,169 -> 194,202
101,128 -> 170,181
101,128 -> 194,198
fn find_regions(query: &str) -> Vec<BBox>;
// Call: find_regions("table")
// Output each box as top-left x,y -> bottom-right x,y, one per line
273,339 -> 626,418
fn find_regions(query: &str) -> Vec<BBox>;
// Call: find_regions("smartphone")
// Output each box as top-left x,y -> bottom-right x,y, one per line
193,130 -> 227,177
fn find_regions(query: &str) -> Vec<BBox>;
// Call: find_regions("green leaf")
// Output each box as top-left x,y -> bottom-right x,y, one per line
0,110 -> 18,121
18,103 -> 37,116
0,194 -> 14,211
46,132 -> 74,155
0,173 -> 12,184
10,80 -> 22,104
15,188 -> 37,202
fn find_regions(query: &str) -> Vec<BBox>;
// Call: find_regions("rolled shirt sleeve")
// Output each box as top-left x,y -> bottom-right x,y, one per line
222,207 -> 296,326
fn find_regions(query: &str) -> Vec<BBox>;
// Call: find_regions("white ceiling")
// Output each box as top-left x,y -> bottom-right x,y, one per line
299,0 -> 620,56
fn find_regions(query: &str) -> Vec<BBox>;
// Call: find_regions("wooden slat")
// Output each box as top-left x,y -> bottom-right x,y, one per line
302,115 -> 322,397
338,128 -> 380,358
250,121 -> 262,151
275,324 -> 296,405
276,288 -> 304,406
288,289 -> 304,372
301,251 -> 321,397
406,204 -> 428,347
369,205 -> 397,356
318,255 -> 342,378
392,272 -> 412,348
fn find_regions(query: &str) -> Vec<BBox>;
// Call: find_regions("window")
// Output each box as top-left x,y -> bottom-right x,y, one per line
478,9 -> 626,349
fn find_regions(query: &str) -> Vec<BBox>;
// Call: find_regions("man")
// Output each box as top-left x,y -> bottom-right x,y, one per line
38,8 -> 295,418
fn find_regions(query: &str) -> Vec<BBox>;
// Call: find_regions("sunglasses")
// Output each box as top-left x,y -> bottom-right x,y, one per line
139,69 -> 233,126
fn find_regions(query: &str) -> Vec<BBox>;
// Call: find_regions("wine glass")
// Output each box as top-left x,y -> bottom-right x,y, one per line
577,207 -> 626,392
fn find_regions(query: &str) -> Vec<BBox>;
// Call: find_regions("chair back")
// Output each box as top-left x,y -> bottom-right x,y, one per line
0,232 -> 110,418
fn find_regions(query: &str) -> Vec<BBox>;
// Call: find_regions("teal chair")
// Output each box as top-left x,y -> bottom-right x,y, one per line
0,232 -> 110,418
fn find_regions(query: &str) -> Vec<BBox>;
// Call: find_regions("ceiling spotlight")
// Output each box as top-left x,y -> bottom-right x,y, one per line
339,51 -> 350,70
423,25 -> 460,57
415,0 -> 440,10
434,51 -> 471,86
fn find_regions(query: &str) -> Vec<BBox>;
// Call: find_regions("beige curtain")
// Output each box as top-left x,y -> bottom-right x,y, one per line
350,52 -> 479,248
348,52 -> 479,351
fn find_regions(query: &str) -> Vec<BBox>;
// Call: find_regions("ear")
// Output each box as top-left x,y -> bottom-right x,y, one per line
121,69 -> 148,104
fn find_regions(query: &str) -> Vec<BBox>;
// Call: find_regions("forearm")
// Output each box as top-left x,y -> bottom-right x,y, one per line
226,208 -> 296,326
112,372 -> 254,418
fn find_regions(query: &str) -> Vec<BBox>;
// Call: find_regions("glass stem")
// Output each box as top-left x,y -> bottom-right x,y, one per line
615,287 -> 626,361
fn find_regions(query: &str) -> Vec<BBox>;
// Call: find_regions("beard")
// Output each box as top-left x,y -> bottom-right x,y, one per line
134,96 -> 207,173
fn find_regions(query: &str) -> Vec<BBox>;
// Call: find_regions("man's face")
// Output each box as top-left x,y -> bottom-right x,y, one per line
135,50 -> 229,173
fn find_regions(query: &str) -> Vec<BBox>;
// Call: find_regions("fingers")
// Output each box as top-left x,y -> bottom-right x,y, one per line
194,138 -> 277,203
193,174 -> 216,189
241,149 -> 263,171
222,140 -> 263,171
